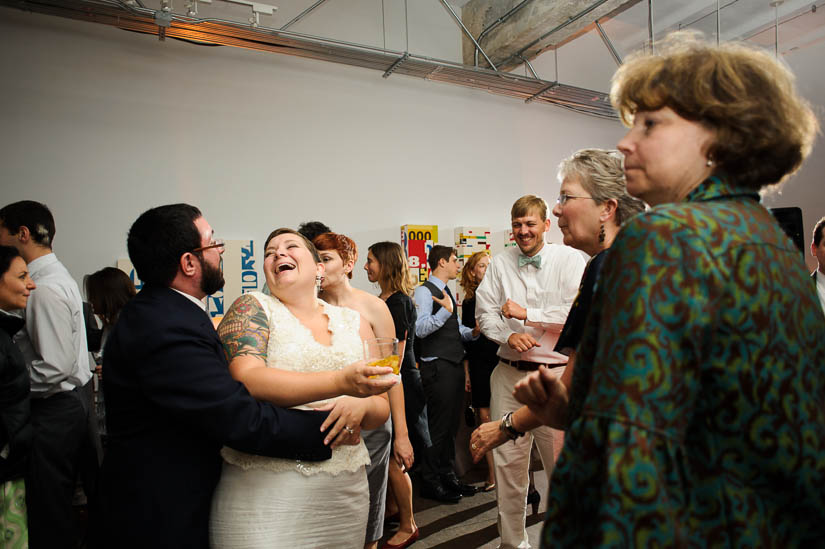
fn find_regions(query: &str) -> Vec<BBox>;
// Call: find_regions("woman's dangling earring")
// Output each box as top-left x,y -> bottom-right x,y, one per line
316,275 -> 322,292
598,224 -> 605,244
706,158 -> 714,167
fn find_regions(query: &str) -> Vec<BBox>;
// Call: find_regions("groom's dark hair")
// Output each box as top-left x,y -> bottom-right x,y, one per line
128,204 -> 202,287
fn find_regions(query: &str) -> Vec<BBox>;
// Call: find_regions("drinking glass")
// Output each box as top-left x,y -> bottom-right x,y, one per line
364,337 -> 401,382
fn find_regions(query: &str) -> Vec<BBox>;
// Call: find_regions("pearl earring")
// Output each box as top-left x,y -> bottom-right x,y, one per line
706,158 -> 714,167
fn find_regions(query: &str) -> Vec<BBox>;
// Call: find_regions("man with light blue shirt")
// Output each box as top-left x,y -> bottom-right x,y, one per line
414,244 -> 478,503
0,200 -> 93,549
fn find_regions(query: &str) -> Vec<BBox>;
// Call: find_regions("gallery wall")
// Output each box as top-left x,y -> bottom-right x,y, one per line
1,3 -> 822,297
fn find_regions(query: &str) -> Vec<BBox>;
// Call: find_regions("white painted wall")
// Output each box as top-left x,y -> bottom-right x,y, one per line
0,7 -> 625,293
1,1 -> 822,297
522,22 -> 825,273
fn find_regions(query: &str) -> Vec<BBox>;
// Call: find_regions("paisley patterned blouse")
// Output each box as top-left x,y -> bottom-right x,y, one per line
543,177 -> 825,547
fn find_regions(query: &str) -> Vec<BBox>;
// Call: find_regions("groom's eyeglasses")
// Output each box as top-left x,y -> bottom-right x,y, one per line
192,239 -> 225,253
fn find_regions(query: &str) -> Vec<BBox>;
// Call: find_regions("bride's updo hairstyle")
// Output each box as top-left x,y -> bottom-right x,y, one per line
264,228 -> 322,263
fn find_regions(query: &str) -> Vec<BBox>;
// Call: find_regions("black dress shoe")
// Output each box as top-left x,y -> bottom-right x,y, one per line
442,477 -> 477,497
420,482 -> 461,504
527,486 -> 541,515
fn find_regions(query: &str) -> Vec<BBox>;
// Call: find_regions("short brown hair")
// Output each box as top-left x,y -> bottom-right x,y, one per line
610,31 -> 818,191
511,195 -> 548,221
85,267 -> 137,327
813,216 -> 825,247
264,228 -> 321,263
428,245 -> 455,272
313,232 -> 358,279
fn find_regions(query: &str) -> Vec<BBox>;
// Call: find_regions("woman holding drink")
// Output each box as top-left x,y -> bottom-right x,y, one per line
314,232 -> 410,549
209,228 -> 393,548
366,241 -> 428,549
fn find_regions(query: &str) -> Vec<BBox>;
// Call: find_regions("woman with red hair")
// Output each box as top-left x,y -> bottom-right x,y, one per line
315,233 -> 413,549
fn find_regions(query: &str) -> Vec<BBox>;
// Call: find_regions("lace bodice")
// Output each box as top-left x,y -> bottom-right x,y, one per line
221,292 -> 370,476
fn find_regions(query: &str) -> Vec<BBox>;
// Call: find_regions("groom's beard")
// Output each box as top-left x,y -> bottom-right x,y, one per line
198,255 -> 225,296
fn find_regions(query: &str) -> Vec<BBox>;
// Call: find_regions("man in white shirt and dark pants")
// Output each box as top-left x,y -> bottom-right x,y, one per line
0,201 -> 93,549
811,216 -> 825,315
476,195 -> 585,549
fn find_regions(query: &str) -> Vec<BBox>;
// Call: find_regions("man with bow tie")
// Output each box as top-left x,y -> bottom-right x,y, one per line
475,195 -> 585,549
413,245 -> 479,504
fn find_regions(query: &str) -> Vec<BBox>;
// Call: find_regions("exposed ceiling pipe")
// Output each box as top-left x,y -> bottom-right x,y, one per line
770,0 -> 785,57
438,0 -> 498,71
473,0 -> 534,67
595,20 -> 622,65
1,0 -> 618,118
517,54 -> 539,79
281,0 -> 329,31
498,0 -> 611,69
647,0 -> 654,53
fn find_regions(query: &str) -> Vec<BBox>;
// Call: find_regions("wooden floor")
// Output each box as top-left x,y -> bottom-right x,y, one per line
381,465 -> 549,549
378,412 -> 553,549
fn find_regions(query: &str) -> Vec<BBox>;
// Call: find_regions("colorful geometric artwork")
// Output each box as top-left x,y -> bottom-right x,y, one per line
454,226 -> 491,273
490,229 -> 517,255
401,225 -> 438,284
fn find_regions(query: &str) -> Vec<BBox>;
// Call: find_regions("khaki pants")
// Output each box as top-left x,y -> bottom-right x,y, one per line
490,361 -> 565,549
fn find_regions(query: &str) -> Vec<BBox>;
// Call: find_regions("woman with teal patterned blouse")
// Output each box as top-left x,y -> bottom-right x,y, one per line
529,32 -> 825,547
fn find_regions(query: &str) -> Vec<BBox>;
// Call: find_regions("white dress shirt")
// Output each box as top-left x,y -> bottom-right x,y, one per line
475,243 -> 585,365
13,253 -> 92,396
816,271 -> 825,315
172,288 -> 209,312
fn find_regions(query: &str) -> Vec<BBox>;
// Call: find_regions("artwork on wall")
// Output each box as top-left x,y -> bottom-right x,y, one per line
453,226 -> 491,306
401,224 -> 438,285
117,239 -> 261,319
490,229 -> 517,255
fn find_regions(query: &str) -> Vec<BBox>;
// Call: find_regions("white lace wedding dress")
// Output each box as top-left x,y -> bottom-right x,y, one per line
209,292 -> 370,548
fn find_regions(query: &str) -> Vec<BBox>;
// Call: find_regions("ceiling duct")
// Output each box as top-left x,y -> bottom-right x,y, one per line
0,0 -> 618,119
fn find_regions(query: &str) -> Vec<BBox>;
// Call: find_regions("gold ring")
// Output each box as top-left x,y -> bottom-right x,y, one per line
471,443 -> 477,450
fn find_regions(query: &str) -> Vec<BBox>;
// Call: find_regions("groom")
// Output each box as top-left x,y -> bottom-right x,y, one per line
100,204 -> 367,548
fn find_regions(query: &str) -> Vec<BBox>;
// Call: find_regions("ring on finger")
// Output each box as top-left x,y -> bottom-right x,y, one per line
471,443 -> 478,450
345,426 -> 354,435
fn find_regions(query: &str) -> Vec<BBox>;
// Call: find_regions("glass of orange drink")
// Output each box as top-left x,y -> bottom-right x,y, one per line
364,337 -> 400,381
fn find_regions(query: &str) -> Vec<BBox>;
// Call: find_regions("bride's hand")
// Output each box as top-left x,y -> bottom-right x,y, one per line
317,397 -> 368,449
337,360 -> 397,397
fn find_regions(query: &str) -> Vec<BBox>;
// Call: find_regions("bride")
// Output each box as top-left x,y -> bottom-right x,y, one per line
209,228 -> 394,548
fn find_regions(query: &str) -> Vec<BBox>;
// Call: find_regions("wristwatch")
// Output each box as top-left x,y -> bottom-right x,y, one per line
499,411 -> 525,440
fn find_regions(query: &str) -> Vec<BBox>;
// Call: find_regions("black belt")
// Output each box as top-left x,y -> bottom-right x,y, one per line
500,358 -> 563,372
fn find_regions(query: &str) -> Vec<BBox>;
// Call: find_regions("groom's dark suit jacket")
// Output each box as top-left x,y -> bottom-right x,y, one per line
99,285 -> 331,549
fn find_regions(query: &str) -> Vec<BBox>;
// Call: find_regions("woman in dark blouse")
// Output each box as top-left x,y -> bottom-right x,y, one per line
365,241 -> 429,549
459,251 -> 498,491
0,245 -> 36,547
470,149 -> 643,460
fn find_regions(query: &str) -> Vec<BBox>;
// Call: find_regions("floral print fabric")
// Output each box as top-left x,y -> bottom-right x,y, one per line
543,177 -> 825,547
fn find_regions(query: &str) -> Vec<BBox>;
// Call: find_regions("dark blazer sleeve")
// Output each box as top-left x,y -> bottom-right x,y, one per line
105,288 -> 332,461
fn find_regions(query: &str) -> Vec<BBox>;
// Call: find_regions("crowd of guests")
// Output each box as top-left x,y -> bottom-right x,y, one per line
1,31 -> 824,549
